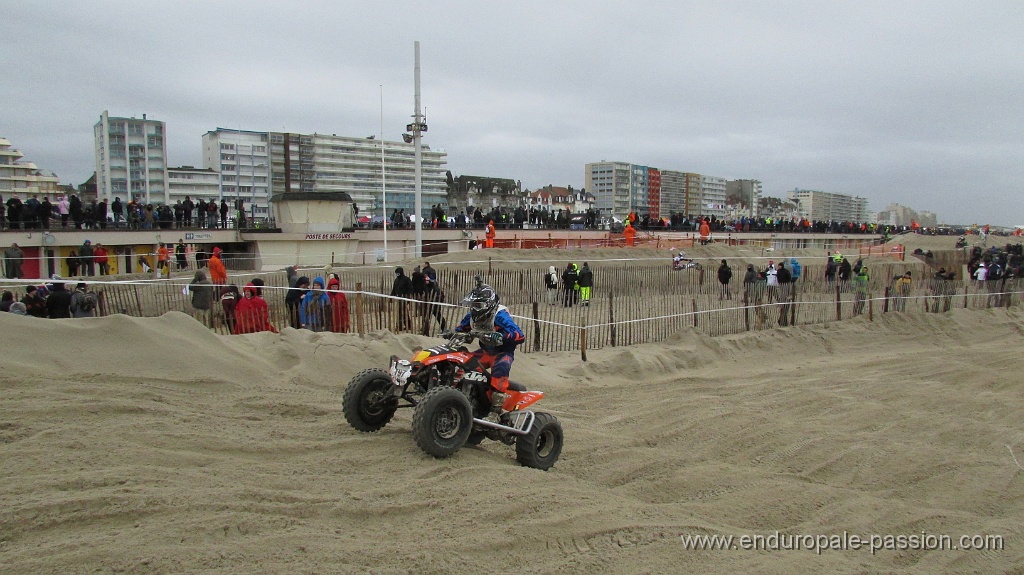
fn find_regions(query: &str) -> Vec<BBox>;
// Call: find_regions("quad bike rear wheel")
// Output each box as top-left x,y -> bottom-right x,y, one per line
412,387 -> 473,458
515,412 -> 563,470
343,369 -> 398,432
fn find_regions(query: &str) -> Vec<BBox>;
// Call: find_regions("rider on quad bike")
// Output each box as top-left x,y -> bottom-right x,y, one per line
673,250 -> 695,268
443,278 -> 525,414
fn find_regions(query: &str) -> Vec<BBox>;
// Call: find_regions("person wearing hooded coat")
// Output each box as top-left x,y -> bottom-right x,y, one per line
300,276 -> 331,332
286,275 -> 309,329
789,258 -> 801,281
544,265 -> 558,305
326,275 -> 350,333
561,262 -> 578,307
207,247 -> 227,285
45,279 -> 73,318
717,259 -> 733,300
189,269 -> 215,324
390,267 -> 413,331
21,285 -> 47,318
234,282 -> 278,334
742,263 -> 758,300
0,290 -> 14,312
577,262 -> 594,306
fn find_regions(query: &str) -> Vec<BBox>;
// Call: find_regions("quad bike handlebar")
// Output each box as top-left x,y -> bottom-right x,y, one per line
440,330 -> 502,346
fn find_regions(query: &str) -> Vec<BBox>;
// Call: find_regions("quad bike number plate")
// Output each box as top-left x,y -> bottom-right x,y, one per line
390,359 -> 412,385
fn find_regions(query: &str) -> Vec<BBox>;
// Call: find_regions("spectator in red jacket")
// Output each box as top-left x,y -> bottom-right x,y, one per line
94,243 -> 110,275
326,275 -> 350,333
233,282 -> 278,334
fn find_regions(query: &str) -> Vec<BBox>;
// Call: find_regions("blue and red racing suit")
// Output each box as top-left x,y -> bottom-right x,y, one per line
453,305 -> 525,393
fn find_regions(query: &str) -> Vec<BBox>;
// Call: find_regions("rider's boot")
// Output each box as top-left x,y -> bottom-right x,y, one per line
490,377 -> 510,413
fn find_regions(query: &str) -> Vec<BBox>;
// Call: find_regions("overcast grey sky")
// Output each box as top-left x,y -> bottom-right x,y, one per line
3,1 -> 1022,225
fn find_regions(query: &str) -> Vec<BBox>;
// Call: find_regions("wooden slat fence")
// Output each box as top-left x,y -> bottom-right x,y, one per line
14,256 -> 1022,353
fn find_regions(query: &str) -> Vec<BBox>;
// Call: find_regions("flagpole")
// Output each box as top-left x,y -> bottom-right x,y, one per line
381,84 -> 387,263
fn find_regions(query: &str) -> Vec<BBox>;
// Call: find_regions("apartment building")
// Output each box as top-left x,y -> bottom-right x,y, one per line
94,111 -> 168,205
701,175 -> 727,219
684,173 -> 703,216
585,161 -> 631,221
585,161 -> 664,221
0,137 -> 60,200
202,129 -> 272,217
647,168 -> 661,219
267,132 -> 448,217
167,166 -> 220,205
659,170 -> 686,217
725,179 -> 762,217
787,188 -> 869,222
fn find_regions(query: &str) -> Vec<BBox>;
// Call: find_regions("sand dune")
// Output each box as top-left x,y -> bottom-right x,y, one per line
2,301 -> 1023,573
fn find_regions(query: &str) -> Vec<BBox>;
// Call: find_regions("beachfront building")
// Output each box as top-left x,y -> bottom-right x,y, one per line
167,166 -> 220,206
586,161 -> 629,221
701,175 -> 727,219
631,165 -> 650,219
660,170 -> 686,218
873,203 -> 938,228
94,111 -> 168,205
586,161 -> 657,221
587,161 -> 735,221
0,137 -> 60,201
684,173 -> 703,216
647,168 -> 661,219
266,132 -> 448,220
787,188 -> 869,222
202,129 -> 272,219
726,179 -> 762,218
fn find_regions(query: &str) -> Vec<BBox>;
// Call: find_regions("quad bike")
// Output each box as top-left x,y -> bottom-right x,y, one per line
673,259 -> 703,271
342,331 -> 563,470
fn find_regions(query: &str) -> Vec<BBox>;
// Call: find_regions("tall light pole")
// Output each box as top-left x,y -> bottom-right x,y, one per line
409,41 -> 427,259
380,84 -> 388,262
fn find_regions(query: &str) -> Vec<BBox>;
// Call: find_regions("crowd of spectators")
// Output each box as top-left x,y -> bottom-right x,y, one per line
0,194 -> 257,231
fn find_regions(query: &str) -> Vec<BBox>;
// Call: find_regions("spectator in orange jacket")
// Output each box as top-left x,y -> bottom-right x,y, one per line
623,221 -> 636,246
699,219 -> 711,245
326,275 -> 350,333
157,243 -> 170,276
233,282 -> 278,334
484,220 -> 496,248
207,246 -> 227,285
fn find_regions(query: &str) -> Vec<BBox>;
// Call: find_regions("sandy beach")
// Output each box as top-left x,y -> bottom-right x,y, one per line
2,237 -> 1023,574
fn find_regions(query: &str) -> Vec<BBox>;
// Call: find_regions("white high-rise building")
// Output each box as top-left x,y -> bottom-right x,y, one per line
700,175 -> 727,218
787,188 -> 868,222
0,137 -> 60,200
266,132 -> 448,218
167,166 -> 220,205
94,111 -> 168,204
585,161 -> 639,221
202,129 -> 272,218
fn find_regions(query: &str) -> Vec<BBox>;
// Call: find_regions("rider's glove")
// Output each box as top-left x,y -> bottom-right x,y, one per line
479,331 -> 503,347
440,329 -> 455,339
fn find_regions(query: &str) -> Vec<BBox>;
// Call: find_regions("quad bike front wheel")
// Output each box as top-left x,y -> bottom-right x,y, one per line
343,369 -> 398,432
412,387 -> 473,458
516,412 -> 563,470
